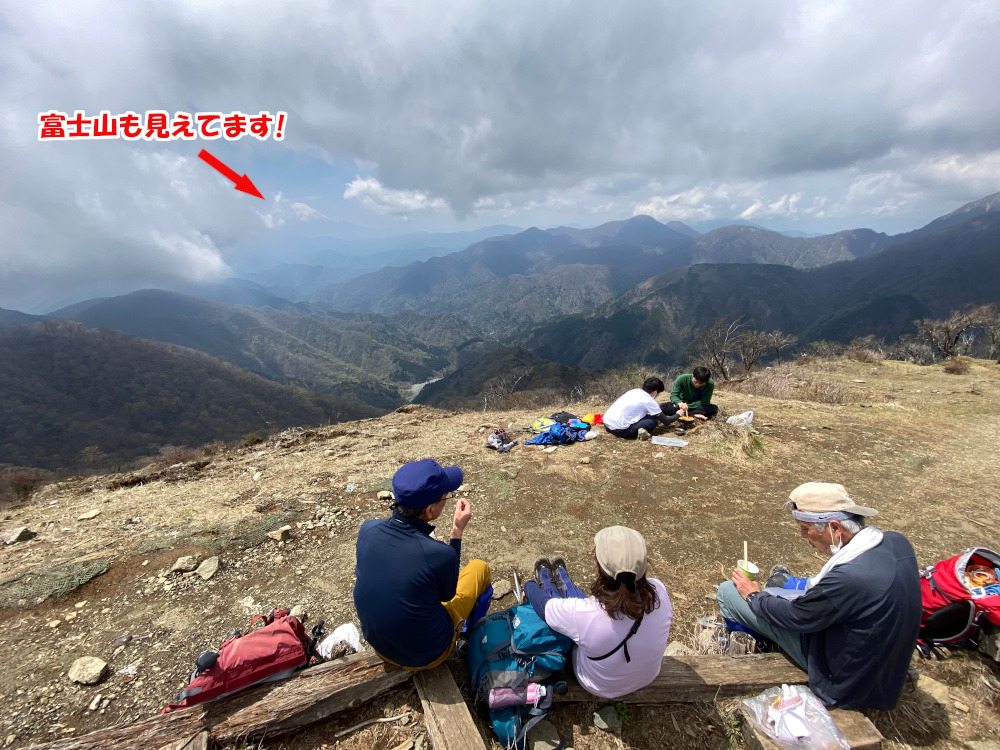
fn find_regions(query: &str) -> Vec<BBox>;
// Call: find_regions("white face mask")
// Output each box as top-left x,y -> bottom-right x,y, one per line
828,527 -> 843,555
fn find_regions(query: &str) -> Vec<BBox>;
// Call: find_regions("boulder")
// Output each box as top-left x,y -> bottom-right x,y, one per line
170,555 -> 199,574
664,640 -> 695,656
68,656 -> 107,685
1,527 -> 36,544
527,719 -> 561,749
593,704 -> 621,732
492,580 -> 513,600
195,556 -> 220,580
268,525 -> 292,542
290,605 -> 308,622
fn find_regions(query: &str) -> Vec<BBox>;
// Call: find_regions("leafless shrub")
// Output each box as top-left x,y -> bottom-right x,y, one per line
585,364 -> 657,403
886,335 -> 936,365
481,366 -> 532,411
724,369 -> 847,404
0,468 -> 53,503
809,340 -> 845,359
845,335 -> 886,363
942,357 -> 971,375
149,445 -> 206,469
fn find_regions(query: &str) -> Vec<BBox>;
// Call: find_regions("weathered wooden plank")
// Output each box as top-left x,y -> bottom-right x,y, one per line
414,665 -> 488,750
26,651 -> 410,750
554,653 -> 809,703
740,704 -> 883,750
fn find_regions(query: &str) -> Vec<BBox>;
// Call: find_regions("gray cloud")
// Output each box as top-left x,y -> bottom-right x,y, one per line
2,0 -> 999,310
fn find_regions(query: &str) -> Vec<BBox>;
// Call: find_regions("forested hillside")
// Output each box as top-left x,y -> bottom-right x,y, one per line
0,321 -> 381,473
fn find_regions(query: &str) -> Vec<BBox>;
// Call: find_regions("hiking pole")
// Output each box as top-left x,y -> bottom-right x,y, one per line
513,569 -> 522,602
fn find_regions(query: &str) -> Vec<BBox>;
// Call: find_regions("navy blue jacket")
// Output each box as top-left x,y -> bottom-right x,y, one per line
751,531 -> 921,710
353,511 -> 461,668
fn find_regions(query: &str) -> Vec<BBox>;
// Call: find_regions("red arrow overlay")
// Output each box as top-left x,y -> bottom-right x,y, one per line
198,149 -> 264,199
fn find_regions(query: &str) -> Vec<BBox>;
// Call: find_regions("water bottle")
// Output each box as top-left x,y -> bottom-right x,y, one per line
487,683 -> 546,709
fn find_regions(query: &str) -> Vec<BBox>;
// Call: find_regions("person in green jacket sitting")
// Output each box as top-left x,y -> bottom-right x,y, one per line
669,366 -> 718,421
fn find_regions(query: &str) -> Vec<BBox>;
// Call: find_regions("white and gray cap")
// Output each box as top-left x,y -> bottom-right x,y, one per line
594,526 -> 648,580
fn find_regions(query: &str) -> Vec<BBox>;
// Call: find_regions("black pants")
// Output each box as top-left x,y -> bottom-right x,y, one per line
663,402 -> 718,418
604,414 -> 661,439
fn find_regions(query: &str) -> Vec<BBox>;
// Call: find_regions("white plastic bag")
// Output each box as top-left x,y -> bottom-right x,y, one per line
726,410 -> 754,427
743,684 -> 849,749
317,623 -> 363,659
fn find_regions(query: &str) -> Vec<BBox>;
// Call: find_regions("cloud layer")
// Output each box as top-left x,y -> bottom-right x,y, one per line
2,1 -> 1000,310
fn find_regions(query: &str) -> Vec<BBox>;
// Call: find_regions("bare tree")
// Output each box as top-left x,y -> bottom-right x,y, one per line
481,367 -> 532,411
764,331 -> 797,366
914,307 -> 987,360
695,317 -> 746,381
737,329 -> 769,375
972,304 -> 1000,363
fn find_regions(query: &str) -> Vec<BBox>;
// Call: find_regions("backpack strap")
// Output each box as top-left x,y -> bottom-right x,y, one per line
589,614 -> 643,664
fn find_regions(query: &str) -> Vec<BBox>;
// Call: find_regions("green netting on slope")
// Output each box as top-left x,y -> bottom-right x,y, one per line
0,560 -> 110,608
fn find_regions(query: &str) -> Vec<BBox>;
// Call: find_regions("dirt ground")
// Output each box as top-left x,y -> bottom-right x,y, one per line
1,357 -> 998,749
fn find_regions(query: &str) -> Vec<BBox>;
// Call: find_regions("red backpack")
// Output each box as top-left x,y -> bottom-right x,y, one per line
918,547 -> 1000,656
162,608 -> 318,712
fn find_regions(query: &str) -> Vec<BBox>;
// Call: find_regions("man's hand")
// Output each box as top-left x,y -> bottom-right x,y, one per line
678,402 -> 689,415
451,498 -> 472,539
732,568 -> 761,599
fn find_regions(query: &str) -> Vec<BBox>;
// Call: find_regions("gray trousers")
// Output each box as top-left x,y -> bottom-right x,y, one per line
716,581 -> 808,669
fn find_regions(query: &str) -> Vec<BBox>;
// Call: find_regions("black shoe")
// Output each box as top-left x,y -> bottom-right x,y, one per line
534,558 -> 553,584
766,565 -> 792,589
550,558 -> 569,596
452,636 -> 468,661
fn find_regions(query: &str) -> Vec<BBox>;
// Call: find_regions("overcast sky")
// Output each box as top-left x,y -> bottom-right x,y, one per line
2,1 -> 999,312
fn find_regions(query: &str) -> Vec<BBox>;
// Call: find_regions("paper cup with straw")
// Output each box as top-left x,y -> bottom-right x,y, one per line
738,540 -> 758,580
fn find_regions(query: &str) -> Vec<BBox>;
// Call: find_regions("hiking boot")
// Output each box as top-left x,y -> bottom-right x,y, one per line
766,565 -> 792,589
550,558 -> 569,595
534,558 -> 553,584
637,428 -> 651,441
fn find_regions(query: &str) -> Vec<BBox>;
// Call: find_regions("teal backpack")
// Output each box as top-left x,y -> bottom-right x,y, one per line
466,603 -> 573,749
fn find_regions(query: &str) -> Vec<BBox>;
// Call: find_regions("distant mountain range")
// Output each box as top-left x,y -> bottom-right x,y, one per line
521,204 -> 1000,367
4,192 -> 999,474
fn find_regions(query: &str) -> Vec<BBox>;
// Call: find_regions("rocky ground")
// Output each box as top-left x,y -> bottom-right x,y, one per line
1,356 -> 999,749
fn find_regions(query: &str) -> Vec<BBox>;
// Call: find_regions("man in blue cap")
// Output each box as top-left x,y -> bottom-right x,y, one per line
354,458 -> 491,670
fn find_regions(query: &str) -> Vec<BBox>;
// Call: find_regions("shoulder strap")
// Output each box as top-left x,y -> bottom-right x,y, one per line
589,614 -> 643,663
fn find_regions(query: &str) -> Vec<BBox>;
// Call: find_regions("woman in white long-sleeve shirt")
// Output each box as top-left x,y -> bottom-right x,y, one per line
523,526 -> 673,699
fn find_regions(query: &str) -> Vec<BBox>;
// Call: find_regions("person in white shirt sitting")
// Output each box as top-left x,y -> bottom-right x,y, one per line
602,377 -> 678,441
523,526 -> 673,699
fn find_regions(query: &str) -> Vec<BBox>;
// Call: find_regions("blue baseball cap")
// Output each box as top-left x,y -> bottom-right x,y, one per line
392,459 -> 463,509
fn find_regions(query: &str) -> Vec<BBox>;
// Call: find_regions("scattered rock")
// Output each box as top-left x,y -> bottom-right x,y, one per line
852,379 -> 866,383
88,694 -> 103,711
457,484 -> 469,493
953,700 -> 970,713
171,555 -> 199,574
492,580 -> 513,600
860,403 -> 873,408
527,719 -> 561,749
377,490 -> 393,500
1,527 -> 36,544
593,705 -> 622,732
579,457 -> 590,464
68,657 -> 107,685
196,556 -> 220,580
290,605 -> 307,622
6,735 -> 17,748
916,674 -> 951,705
664,641 -> 695,656
47,620 -> 60,628
252,472 -> 263,481
77,509 -> 101,521
268,526 -> 292,542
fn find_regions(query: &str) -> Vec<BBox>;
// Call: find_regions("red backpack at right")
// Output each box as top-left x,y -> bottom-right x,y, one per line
918,547 -> 1000,657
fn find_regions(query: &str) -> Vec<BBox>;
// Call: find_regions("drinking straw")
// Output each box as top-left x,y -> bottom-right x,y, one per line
744,540 -> 748,564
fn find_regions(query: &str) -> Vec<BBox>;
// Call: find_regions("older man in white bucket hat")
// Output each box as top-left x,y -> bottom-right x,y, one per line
716,482 -> 921,710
